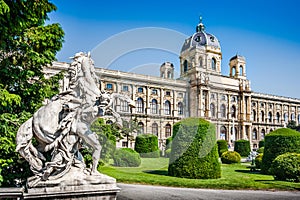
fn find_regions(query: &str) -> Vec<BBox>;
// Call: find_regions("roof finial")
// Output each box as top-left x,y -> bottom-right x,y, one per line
196,16 -> 205,32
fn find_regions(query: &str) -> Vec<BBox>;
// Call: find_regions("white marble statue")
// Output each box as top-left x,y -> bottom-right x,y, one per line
16,52 -> 135,188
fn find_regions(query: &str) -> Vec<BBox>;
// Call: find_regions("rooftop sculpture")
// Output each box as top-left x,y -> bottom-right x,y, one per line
16,52 -> 134,189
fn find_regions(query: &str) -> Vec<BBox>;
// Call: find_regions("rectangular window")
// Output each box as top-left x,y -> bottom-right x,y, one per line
138,87 -> 143,93
152,89 -> 157,95
166,91 -> 171,96
106,83 -> 113,90
121,100 -> 129,112
122,85 -> 129,91
122,141 -> 128,147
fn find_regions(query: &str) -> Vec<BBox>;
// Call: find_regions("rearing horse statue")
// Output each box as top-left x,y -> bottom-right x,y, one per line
16,52 -> 135,187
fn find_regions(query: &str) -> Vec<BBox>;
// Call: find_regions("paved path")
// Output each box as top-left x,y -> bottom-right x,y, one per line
116,183 -> 300,200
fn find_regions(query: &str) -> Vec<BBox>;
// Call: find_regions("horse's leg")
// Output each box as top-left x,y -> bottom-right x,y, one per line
77,122 -> 102,175
16,118 -> 43,174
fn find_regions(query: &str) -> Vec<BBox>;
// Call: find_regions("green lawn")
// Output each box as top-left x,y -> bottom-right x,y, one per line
98,157 -> 300,190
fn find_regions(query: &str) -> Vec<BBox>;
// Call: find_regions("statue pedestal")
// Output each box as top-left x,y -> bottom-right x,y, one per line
24,184 -> 120,199
23,167 -> 120,200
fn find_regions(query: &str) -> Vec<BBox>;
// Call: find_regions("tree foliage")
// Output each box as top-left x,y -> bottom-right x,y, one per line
0,0 -> 64,186
90,118 -> 120,163
120,117 -> 138,148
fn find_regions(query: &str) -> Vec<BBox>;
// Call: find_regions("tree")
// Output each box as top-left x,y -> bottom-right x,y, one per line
287,120 -> 300,132
0,0 -> 64,186
120,117 -> 138,148
90,118 -> 120,163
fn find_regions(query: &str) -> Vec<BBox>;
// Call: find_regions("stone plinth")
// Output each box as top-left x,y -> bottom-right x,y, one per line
24,184 -> 120,199
23,167 -> 120,199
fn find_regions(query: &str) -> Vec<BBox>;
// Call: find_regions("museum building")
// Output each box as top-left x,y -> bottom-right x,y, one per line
47,20 -> 300,150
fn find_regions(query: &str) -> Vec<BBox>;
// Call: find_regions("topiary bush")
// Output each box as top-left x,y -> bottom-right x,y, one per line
134,134 -> 160,158
234,139 -> 251,157
165,149 -> 171,158
261,128 -> 300,174
217,140 -> 228,157
255,153 -> 263,169
221,151 -> 241,164
166,137 -> 173,150
113,148 -> 141,167
270,153 -> 300,182
259,140 -> 265,148
168,118 -> 221,179
257,147 -> 264,154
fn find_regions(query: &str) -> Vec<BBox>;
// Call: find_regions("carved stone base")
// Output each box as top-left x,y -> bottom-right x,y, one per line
23,167 -> 120,199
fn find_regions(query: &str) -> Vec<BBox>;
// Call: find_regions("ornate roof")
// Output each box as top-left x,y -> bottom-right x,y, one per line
181,18 -> 221,52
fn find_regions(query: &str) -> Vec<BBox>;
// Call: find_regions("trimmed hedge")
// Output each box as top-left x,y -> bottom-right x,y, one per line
234,140 -> 250,157
113,148 -> 141,167
217,140 -> 228,157
165,149 -> 171,158
255,153 -> 263,169
166,137 -> 173,150
270,153 -> 300,182
259,140 -> 265,148
261,128 -> 300,174
134,134 -> 160,158
221,151 -> 241,164
168,118 -> 221,179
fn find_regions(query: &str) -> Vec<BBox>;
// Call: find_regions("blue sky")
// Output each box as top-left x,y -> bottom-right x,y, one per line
48,0 -> 300,98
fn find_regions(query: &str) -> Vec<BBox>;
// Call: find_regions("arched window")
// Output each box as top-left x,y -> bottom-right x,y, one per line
261,129 -> 265,140
284,113 -> 288,123
136,97 -> 144,113
165,124 -> 171,138
178,102 -> 183,115
239,65 -> 243,76
252,110 -> 256,121
164,100 -> 171,115
150,99 -> 158,114
276,112 -> 280,123
260,111 -> 265,122
152,123 -> 158,136
120,100 -> 129,112
291,113 -> 295,121
211,58 -> 216,70
210,103 -> 215,118
268,112 -> 272,123
183,60 -> 188,72
106,120 -> 113,125
137,122 -> 144,135
232,66 -> 236,76
220,126 -> 227,140
220,104 -> 226,118
167,71 -> 172,79
199,57 -> 203,67
231,105 -> 236,118
252,128 -> 258,140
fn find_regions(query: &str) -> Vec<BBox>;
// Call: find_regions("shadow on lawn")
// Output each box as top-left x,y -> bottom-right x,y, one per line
143,170 -> 169,176
255,180 -> 300,191
235,169 -> 261,174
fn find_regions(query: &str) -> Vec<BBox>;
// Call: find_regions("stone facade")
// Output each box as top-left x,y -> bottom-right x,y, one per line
47,20 -> 300,150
